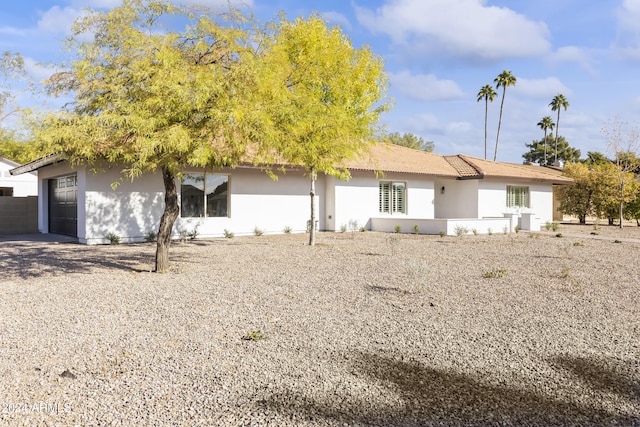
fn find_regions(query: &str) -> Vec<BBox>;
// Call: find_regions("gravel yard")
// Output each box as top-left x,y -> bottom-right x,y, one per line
1,225 -> 639,426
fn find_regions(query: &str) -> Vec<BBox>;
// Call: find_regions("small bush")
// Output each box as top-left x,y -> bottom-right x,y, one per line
573,241 -> 584,247
544,221 -> 552,231
242,330 -> 266,341
590,231 -> 599,235
487,227 -> 493,236
188,226 -> 199,240
471,228 -> 478,235
454,225 -> 469,237
283,226 -> 292,234
556,233 -> 563,238
386,234 -> 402,255
340,224 -> 347,233
143,231 -> 157,243
413,224 -> 420,234
614,239 -> 622,244
223,229 -> 234,239
359,226 -> 367,232
551,221 -> 560,232
502,225 -> 508,235
348,219 -> 360,233
514,225 -> 520,233
253,226 -> 264,236
438,231 -> 445,238
105,232 -> 120,245
394,225 -> 401,233
482,268 -> 507,279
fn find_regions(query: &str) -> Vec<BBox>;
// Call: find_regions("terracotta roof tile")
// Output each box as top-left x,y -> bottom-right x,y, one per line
444,155 -> 481,177
458,155 -> 573,184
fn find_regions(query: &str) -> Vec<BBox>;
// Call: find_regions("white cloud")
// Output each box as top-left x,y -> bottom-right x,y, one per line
513,77 -> 572,99
400,112 -> 444,133
319,11 -> 351,30
37,6 -> 82,35
548,46 -> 597,75
389,70 -> 464,101
171,0 -> 255,9
614,0 -> 640,61
355,0 -> 550,62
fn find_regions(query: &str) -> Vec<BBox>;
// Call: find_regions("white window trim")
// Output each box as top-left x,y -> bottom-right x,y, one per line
379,181 -> 407,214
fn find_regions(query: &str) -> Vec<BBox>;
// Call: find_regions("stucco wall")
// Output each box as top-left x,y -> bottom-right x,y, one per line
434,179 -> 478,218
478,179 -> 554,226
1,159 -> 37,197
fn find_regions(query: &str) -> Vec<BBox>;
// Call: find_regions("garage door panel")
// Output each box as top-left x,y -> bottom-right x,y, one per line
49,174 -> 77,237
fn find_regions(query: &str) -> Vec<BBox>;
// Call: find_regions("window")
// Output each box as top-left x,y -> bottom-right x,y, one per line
379,181 -> 406,214
181,173 -> 229,218
0,187 -> 13,197
506,185 -> 529,208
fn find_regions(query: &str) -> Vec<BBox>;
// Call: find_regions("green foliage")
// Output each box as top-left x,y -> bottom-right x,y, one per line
386,233 -> 401,254
253,226 -> 264,236
242,330 -> 266,341
438,231 -> 446,237
359,226 -> 367,232
394,224 -> 401,233
454,225 -> 469,237
348,219 -> 360,234
551,222 -> 560,231
223,229 -> 234,239
283,226 -> 292,234
482,268 -> 507,279
471,228 -> 478,235
383,132 -> 434,152
614,239 -> 622,244
556,233 -> 563,238
522,135 -> 580,165
413,224 -> 419,234
487,227 -> 493,236
143,231 -> 157,243
105,232 -> 120,245
502,225 -> 508,234
340,224 -> 347,233
514,225 -> 520,233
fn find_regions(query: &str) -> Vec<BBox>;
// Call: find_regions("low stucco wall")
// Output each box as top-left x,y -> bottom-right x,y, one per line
370,217 -> 514,236
0,196 -> 38,234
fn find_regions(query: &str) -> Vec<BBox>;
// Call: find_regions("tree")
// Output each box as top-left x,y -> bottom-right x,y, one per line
522,135 -> 580,166
493,70 -> 516,162
583,151 -> 609,166
262,15 -> 389,246
0,51 -> 26,124
477,84 -> 496,160
602,119 -> 640,228
536,116 -> 555,164
384,132 -> 433,152
37,0 -> 278,272
556,162 -> 597,224
0,132 -> 39,164
549,94 -> 569,163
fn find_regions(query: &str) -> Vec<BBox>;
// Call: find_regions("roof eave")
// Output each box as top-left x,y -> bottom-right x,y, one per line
9,154 -> 62,175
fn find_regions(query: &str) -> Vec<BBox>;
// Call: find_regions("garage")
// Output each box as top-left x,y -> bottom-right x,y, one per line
48,174 -> 77,237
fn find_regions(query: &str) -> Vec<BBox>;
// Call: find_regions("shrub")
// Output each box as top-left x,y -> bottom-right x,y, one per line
283,226 -> 292,234
348,219 -> 360,233
253,226 -> 264,236
590,231 -> 599,235
556,233 -> 563,238
340,224 -> 347,233
242,330 -> 266,341
386,233 -> 402,255
413,224 -> 420,234
438,231 -> 445,238
359,226 -> 367,232
551,221 -> 560,232
544,221 -> 552,231
394,225 -> 401,233
487,227 -> 493,236
514,225 -> 520,233
471,228 -> 478,235
105,232 -> 120,245
454,225 -> 469,237
502,225 -> 508,235
223,229 -> 234,239
143,231 -> 157,243
614,239 -> 622,244
482,268 -> 507,279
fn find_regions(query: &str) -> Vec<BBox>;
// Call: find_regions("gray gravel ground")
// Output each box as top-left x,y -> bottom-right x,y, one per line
1,225 -> 639,426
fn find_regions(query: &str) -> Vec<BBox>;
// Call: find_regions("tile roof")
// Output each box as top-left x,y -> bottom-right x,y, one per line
348,144 -> 572,184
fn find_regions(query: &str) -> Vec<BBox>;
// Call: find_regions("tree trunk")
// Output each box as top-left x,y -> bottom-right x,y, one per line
555,111 -> 560,163
619,193 -> 624,229
494,89 -> 506,162
543,130 -> 547,165
484,99 -> 488,160
308,167 -> 316,246
155,166 -> 180,272
578,214 -> 585,224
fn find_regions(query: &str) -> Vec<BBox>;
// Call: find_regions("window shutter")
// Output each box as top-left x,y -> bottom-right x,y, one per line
379,182 -> 390,213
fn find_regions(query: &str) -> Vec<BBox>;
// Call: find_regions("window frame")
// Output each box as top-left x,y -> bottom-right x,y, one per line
506,185 -> 529,208
180,172 -> 230,218
379,180 -> 407,214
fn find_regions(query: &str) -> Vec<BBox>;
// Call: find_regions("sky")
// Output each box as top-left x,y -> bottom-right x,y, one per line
2,0 -> 640,164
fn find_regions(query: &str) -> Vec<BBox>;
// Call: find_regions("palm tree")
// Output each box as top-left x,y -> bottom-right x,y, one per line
549,94 -> 569,163
493,70 -> 517,161
477,84 -> 497,160
537,116 -> 555,165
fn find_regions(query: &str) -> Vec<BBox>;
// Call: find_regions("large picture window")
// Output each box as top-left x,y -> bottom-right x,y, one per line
181,173 -> 229,218
506,185 -> 529,208
379,181 -> 406,214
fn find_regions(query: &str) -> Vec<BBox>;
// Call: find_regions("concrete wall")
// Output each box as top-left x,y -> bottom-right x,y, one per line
0,196 -> 38,234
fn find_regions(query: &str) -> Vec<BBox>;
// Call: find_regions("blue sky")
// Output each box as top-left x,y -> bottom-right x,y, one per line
2,0 -> 640,163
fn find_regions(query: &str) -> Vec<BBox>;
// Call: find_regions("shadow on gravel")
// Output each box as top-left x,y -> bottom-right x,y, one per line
261,352 -> 639,426
0,242 -> 160,278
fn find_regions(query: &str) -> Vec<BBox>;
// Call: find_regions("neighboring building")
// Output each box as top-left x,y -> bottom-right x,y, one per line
10,145 -> 571,244
0,157 -> 37,197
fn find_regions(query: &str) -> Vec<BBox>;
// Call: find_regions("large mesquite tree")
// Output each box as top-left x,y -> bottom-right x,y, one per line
38,1 -> 276,272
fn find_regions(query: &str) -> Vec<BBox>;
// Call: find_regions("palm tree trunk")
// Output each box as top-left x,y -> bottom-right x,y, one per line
543,130 -> 547,165
494,90 -> 506,161
155,166 -> 180,272
484,99 -> 489,159
555,111 -> 560,162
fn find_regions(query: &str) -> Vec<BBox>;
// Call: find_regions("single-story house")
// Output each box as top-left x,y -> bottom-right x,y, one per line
1,157 -> 37,197
10,144 -> 571,244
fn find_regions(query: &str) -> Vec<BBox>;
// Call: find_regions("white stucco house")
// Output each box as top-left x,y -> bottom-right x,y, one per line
1,157 -> 37,197
10,144 -> 571,244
